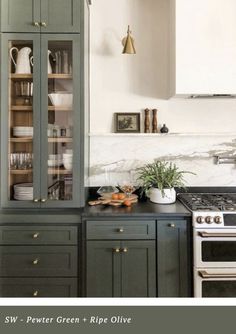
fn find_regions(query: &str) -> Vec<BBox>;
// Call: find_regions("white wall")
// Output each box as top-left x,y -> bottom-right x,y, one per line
89,0 -> 236,186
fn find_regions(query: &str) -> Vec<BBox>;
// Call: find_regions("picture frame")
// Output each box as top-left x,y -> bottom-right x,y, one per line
115,113 -> 141,133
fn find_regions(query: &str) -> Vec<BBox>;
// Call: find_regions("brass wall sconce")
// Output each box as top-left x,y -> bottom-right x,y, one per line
122,25 -> 136,54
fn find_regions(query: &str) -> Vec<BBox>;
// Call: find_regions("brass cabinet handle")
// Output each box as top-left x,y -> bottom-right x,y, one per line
32,258 -> 39,265
122,248 -> 128,253
113,248 -> 120,253
41,198 -> 47,203
33,21 -> 40,27
199,270 -> 236,279
118,228 -> 124,233
33,233 -> 39,239
41,22 -> 47,27
33,198 -> 39,203
169,223 -> 175,228
33,290 -> 38,297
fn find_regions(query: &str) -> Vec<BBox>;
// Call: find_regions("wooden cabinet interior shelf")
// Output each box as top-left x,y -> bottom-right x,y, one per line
48,137 -> 72,143
10,137 -> 33,143
11,106 -> 72,111
48,74 -> 72,79
10,74 -> 33,79
48,106 -> 72,111
48,169 -> 72,175
11,106 -> 33,111
10,169 -> 33,175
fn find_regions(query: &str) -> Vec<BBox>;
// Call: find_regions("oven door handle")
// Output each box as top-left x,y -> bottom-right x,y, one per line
199,270 -> 236,279
199,231 -> 236,238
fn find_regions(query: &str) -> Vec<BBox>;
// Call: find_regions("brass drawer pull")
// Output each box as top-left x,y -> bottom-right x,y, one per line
33,198 -> 39,203
117,228 -> 124,233
122,248 -> 128,253
33,233 -> 39,239
33,21 -> 40,27
169,224 -> 175,228
32,258 -> 39,265
113,248 -> 120,253
41,198 -> 47,203
41,22 -> 47,27
33,290 -> 38,297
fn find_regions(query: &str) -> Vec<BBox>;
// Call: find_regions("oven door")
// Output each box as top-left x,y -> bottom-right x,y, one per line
195,268 -> 236,297
195,229 -> 236,268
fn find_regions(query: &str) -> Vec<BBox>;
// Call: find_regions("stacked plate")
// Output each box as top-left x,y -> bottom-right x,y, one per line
14,183 -> 33,201
63,153 -> 73,170
13,127 -> 33,137
48,154 -> 62,167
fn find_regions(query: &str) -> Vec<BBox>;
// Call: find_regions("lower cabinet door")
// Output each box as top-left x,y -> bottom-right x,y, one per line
86,241 -> 121,297
86,240 -> 156,297
0,278 -> 78,297
157,220 -> 191,297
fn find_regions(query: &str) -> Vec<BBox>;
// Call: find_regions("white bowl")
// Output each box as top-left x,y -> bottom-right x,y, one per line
48,93 -> 73,107
63,162 -> 73,170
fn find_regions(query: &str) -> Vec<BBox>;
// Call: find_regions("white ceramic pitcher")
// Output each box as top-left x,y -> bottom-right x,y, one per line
30,50 -> 52,74
10,47 -> 32,74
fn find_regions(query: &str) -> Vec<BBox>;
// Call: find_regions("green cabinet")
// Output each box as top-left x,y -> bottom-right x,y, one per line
1,0 -> 80,33
0,225 -> 78,297
85,219 -> 156,297
157,220 -> 191,297
1,33 -> 84,208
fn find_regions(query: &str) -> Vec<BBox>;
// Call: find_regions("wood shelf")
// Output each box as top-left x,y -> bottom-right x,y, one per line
48,168 -> 72,175
48,74 -> 72,79
48,106 -> 72,111
11,106 -> 33,111
10,137 -> 33,143
10,74 -> 32,79
48,137 -> 72,143
10,169 -> 33,175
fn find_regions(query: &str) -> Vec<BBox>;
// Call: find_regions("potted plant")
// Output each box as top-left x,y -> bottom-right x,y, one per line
137,161 -> 194,204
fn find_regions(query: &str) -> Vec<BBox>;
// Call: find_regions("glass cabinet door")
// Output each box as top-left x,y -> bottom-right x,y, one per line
40,35 -> 81,207
1,34 -> 41,208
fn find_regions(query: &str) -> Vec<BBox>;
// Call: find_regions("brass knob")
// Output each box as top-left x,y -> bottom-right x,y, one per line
33,290 -> 38,297
33,233 -> 39,239
169,224 -> 175,228
118,228 -> 124,233
122,248 -> 128,253
113,248 -> 120,253
41,22 -> 47,27
32,259 -> 39,265
33,198 -> 39,203
33,21 -> 40,27
41,198 -> 47,203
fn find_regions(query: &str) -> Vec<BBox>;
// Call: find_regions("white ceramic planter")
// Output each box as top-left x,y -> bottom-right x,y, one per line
149,187 -> 176,204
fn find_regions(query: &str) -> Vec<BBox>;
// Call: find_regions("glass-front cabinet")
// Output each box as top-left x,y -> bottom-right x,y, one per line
1,34 -> 82,208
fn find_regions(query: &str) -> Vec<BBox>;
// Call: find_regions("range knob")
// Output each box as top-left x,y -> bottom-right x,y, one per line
214,216 -> 222,224
196,216 -> 205,224
205,216 -> 214,224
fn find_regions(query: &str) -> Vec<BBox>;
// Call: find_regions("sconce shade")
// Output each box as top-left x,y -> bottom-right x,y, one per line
122,26 -> 136,54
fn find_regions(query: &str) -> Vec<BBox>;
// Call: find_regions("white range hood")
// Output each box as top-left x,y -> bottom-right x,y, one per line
169,0 -> 236,98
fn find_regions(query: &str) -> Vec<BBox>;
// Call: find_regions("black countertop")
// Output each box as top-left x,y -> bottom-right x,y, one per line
82,199 -> 191,218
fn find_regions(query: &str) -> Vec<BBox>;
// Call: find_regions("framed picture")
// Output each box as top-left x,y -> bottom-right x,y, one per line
115,113 -> 141,133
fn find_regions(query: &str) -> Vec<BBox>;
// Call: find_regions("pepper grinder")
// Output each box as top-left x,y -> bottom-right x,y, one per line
152,109 -> 158,133
144,108 -> 150,133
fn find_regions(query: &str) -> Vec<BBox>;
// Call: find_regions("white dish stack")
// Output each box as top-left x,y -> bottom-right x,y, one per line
13,126 -> 33,137
14,183 -> 33,201
63,150 -> 73,170
48,154 -> 62,167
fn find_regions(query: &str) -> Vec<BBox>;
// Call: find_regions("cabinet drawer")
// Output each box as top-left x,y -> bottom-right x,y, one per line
86,220 -> 155,240
0,278 -> 77,297
0,246 -> 77,277
0,226 -> 77,245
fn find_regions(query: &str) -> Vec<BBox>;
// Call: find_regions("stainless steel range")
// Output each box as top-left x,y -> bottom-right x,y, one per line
178,193 -> 236,298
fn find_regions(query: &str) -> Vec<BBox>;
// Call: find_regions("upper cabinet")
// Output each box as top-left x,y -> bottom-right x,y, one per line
170,0 -> 236,97
1,0 -> 80,33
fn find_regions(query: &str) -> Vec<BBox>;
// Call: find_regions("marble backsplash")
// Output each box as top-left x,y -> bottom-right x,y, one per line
88,134 -> 236,187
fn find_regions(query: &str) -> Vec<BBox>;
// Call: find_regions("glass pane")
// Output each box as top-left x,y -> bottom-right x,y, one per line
47,41 -> 73,201
202,241 -> 236,262
8,40 -> 34,201
202,281 -> 236,297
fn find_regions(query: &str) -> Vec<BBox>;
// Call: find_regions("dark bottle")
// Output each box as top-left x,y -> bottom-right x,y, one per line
160,124 -> 169,133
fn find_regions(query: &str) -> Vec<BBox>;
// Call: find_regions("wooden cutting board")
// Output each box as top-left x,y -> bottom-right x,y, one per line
88,194 -> 138,207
